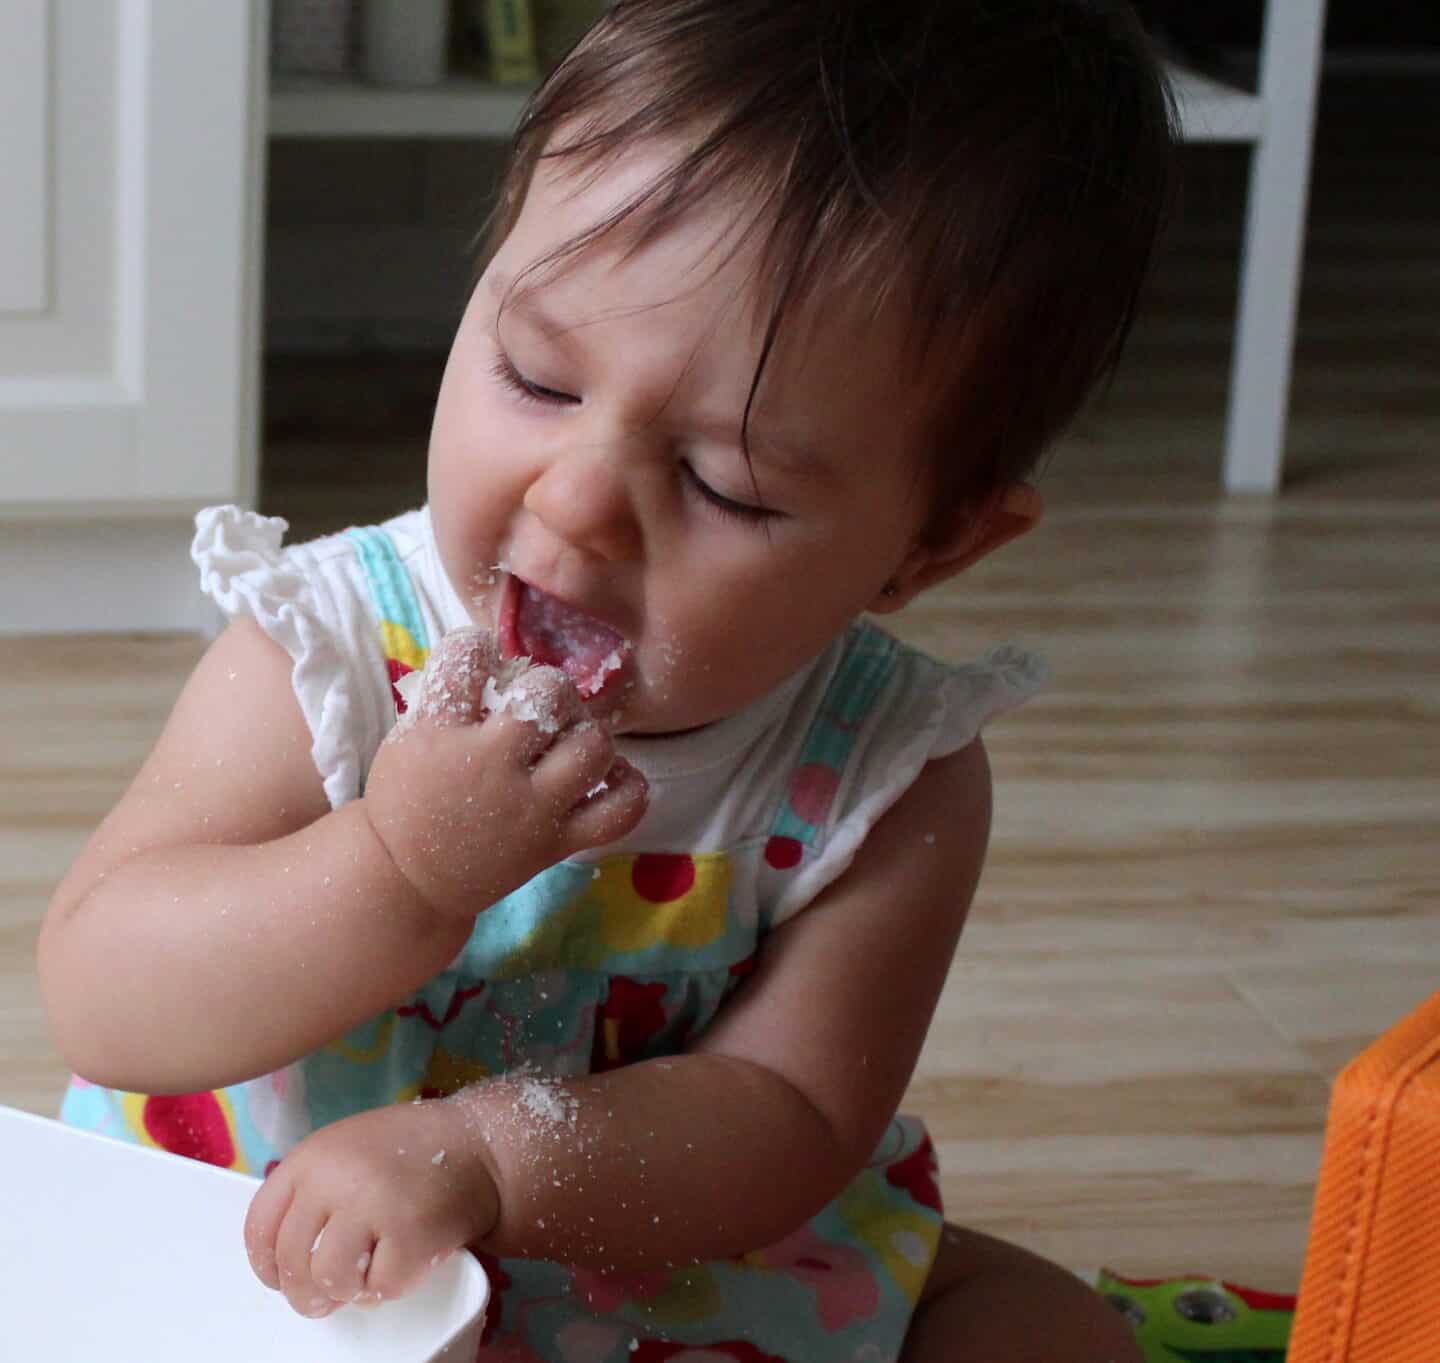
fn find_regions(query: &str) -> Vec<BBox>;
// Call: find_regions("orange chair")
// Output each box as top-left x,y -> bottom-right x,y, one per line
1289,989 -> 1440,1363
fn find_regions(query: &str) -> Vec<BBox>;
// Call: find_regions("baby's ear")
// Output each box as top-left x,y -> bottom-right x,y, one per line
869,483 -> 1042,613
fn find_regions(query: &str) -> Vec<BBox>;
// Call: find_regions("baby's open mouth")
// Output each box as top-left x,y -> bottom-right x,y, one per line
498,575 -> 629,700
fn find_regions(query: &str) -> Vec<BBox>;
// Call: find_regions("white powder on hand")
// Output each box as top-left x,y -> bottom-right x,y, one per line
390,627 -> 504,733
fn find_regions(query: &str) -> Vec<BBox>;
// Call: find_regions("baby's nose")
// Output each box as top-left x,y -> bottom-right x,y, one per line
523,446 -> 642,563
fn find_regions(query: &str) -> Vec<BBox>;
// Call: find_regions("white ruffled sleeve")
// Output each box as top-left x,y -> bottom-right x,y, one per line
927,643 -> 1051,758
767,641 -> 1048,928
192,506 -> 385,810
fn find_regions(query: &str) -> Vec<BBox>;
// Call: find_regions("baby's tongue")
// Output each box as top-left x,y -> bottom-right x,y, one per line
511,584 -> 628,699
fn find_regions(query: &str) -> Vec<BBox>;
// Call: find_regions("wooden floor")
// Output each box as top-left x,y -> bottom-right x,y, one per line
4,75 -> 1437,1293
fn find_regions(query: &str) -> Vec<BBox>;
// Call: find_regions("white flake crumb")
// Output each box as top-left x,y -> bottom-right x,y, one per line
432,1148 -> 447,1165
310,1226 -> 326,1254
518,1077 -> 579,1129
356,1251 -> 371,1274
593,648 -> 624,686
482,662 -> 573,733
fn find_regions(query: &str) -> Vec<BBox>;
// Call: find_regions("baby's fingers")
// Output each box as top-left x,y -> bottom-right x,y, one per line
274,1195 -> 343,1317
564,756 -> 650,850
308,1215 -> 383,1307
365,1232 -> 456,1306
243,1168 -> 294,1292
403,627 -> 503,728
485,664 -> 587,761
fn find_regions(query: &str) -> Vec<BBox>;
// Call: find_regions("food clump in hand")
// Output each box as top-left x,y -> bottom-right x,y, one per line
391,626 -> 586,737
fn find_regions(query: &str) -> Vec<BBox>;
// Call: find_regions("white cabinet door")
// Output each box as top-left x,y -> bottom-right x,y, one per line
0,0 -> 263,509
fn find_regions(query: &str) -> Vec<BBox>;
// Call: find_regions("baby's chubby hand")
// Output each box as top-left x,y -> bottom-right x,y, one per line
243,1100 -> 495,1318
363,626 -> 648,920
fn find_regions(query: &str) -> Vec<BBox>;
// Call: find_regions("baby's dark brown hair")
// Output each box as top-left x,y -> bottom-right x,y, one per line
480,0 -> 1177,542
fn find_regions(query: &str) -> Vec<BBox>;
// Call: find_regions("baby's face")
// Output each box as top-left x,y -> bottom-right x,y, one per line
427,142 -> 933,736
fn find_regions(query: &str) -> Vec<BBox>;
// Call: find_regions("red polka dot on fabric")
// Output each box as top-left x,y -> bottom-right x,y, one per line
631,852 -> 696,902
788,762 -> 841,826
764,835 -> 804,870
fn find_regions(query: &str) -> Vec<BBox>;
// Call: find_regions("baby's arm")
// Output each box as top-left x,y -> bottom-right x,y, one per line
38,618 -> 460,1093
244,738 -> 991,1313
38,619 -> 646,1095
479,739 -> 993,1264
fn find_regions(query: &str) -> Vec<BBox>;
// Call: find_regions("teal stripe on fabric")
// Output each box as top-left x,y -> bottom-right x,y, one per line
769,624 -> 899,847
345,526 -> 430,652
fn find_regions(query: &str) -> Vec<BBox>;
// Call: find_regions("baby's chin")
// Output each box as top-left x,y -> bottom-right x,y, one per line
603,682 -> 746,742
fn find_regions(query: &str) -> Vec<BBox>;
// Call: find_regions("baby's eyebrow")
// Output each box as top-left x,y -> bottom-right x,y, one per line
488,272 -> 577,342
708,428 -> 835,492
487,270 -> 834,484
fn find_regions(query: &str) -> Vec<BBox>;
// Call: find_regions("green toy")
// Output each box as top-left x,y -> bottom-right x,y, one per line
1095,1269 -> 1296,1362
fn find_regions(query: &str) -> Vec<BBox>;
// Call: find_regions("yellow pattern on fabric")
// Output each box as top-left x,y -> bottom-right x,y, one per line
494,894 -> 609,979
592,853 -> 732,951
381,619 -> 427,671
497,852 -> 732,977
637,1265 -> 726,1325
325,1012 -> 395,1063
598,1017 -> 623,1066
835,1170 -> 941,1304
420,1046 -> 492,1098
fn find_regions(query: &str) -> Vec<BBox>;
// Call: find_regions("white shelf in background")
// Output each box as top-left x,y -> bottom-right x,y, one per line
269,75 -> 532,138
1169,64 -> 1263,143
269,62 -> 1258,143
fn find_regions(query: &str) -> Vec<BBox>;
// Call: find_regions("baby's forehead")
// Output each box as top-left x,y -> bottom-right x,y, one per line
506,154 -> 759,295
496,141 -> 937,443
507,168 -> 911,356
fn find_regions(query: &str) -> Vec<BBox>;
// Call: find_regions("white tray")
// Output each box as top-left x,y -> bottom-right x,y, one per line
0,1104 -> 489,1362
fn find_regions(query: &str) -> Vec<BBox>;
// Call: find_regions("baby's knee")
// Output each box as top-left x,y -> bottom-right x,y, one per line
907,1224 -> 1141,1362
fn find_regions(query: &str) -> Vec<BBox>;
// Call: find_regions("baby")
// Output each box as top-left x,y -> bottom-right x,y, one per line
39,1 -> 1175,1358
